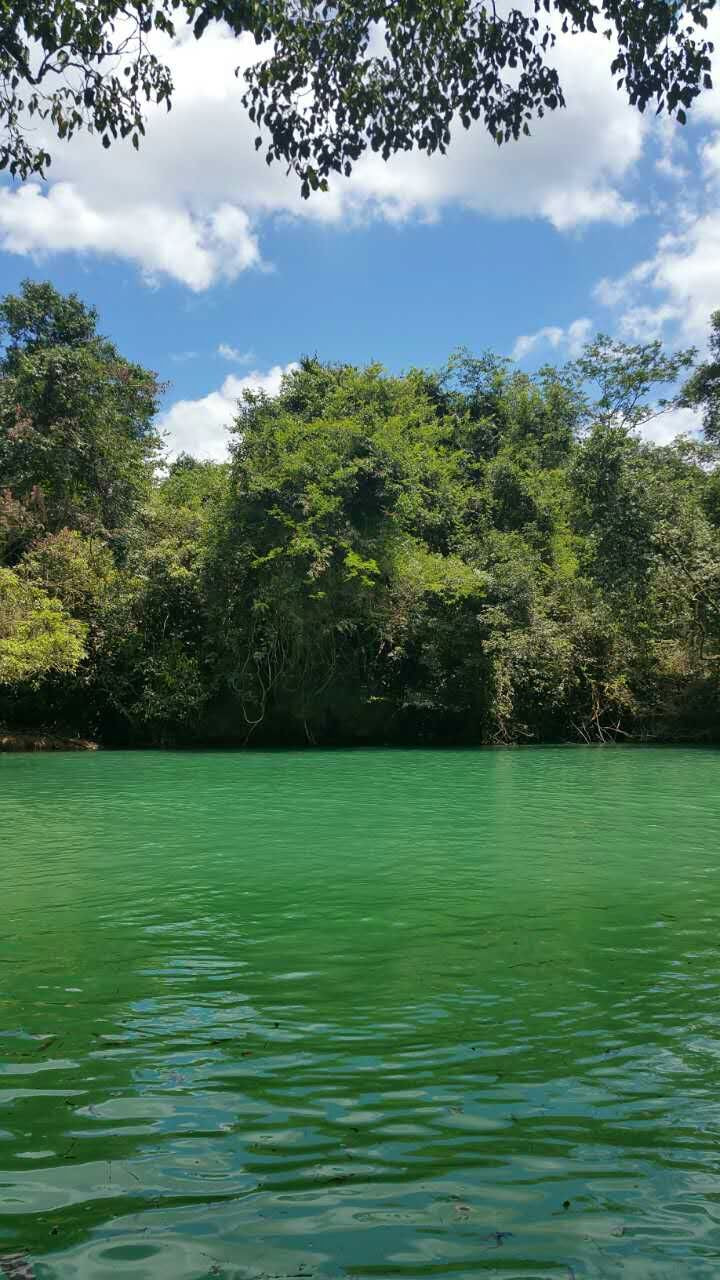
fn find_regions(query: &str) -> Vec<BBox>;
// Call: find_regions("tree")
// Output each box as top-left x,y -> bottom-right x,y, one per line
571,334 -> 697,432
0,566 -> 86,684
0,1 -> 716,193
94,454 -> 226,740
571,422 -> 660,593
0,280 -> 98,366
204,359 -> 477,740
18,528 -> 117,615
0,281 -> 162,558
2,281 -> 720,747
682,309 -> 720,443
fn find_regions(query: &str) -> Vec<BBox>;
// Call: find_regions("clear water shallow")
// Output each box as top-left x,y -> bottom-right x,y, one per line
1,745 -> 719,1280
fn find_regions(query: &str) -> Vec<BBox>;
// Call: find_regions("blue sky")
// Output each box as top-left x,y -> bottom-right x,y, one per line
1,16 -> 719,457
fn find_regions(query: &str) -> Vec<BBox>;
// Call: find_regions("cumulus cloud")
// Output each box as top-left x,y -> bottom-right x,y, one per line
0,182 -> 261,291
512,317 -> 592,361
640,404 -> 703,446
326,28 -> 643,231
589,10 -> 720,353
0,19 -> 647,288
159,363 -> 298,459
595,214 -> 720,347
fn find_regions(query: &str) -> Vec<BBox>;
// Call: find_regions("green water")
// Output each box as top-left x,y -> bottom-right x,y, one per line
1,747 -> 719,1280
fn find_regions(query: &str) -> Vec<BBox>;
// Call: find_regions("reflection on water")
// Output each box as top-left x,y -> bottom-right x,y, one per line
1,746 -> 719,1278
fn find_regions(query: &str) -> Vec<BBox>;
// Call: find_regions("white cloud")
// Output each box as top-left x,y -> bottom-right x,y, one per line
512,317 -> 592,361
159,363 -> 298,459
594,259 -> 656,309
0,182 -> 261,291
596,213 -> 720,347
589,11 -> 720,353
640,404 -> 703,446
654,114 -> 690,183
218,343 -> 255,364
615,304 -> 682,344
338,29 -> 642,231
692,11 -> 720,128
641,214 -> 720,343
0,20 -> 647,287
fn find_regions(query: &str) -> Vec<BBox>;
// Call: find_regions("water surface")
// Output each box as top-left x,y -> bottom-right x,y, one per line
1,746 -> 719,1278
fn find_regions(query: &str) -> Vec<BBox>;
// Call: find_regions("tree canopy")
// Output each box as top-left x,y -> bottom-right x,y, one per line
0,566 -> 86,684
0,280 -> 163,560
682,309 -> 720,443
2,280 -> 720,747
0,1 -> 716,192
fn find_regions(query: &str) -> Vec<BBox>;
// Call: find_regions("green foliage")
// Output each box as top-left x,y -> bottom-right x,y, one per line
0,280 -> 162,559
0,567 -> 86,685
245,1 -> 717,191
2,281 -> 720,747
0,2 -> 715,191
19,529 -> 117,615
203,360 -> 472,737
0,0 -> 173,179
157,453 -> 230,514
682,310 -> 720,442
572,334 -> 696,431
199,350 -> 720,745
0,280 -> 98,365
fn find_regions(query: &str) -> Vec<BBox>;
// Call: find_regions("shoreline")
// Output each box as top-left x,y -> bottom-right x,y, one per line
1,730 -> 717,753
0,730 -> 99,753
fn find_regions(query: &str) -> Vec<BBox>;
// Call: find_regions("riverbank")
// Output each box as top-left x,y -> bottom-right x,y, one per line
0,729 -> 99,752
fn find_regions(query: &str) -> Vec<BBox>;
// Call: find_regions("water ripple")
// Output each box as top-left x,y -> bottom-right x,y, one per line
1,745 -> 719,1278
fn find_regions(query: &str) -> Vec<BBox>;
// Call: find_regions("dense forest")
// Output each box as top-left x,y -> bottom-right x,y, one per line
1,280 -> 719,747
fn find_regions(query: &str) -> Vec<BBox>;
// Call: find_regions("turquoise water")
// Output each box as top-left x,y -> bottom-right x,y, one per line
1,746 -> 719,1278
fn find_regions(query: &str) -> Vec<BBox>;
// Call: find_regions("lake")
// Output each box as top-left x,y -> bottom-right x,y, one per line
1,746 -> 719,1279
